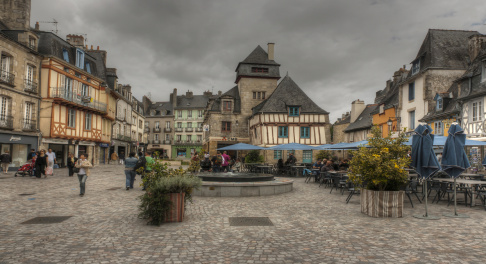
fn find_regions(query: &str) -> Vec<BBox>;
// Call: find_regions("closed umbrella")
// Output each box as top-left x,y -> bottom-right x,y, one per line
411,124 -> 441,220
441,124 -> 470,218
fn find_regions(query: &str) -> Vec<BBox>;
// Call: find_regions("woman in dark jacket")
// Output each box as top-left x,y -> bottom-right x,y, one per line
34,150 -> 48,178
67,153 -> 78,177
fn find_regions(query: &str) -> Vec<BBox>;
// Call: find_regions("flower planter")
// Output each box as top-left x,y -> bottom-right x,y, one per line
165,192 -> 185,222
360,189 -> 404,218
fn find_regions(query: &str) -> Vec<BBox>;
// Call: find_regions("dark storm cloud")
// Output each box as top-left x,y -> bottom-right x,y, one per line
31,0 -> 486,122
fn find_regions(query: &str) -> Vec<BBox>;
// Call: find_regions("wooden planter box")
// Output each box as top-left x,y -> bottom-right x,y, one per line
360,189 -> 404,218
165,192 -> 185,222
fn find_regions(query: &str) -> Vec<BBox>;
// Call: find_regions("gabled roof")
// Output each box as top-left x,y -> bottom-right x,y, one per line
344,104 -> 379,132
145,101 -> 174,117
405,29 -> 478,81
420,83 -> 460,122
239,45 -> 280,66
456,43 -> 486,101
334,114 -> 351,126
251,75 -> 329,115
175,95 -> 210,109
210,86 -> 241,113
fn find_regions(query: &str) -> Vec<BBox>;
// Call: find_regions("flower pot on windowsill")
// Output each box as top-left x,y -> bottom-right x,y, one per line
360,189 -> 404,218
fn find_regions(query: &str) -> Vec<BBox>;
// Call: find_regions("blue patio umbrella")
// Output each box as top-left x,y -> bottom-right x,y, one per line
326,140 -> 369,150
441,124 -> 470,218
405,135 -> 486,146
411,124 -> 441,220
268,143 -> 319,150
217,143 -> 267,150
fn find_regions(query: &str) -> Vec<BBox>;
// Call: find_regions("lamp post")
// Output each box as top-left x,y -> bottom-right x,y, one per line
387,118 -> 393,133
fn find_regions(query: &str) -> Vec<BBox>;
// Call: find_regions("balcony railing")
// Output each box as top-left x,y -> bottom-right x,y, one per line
0,70 -> 15,86
153,127 -> 161,133
22,118 -> 36,131
163,140 -> 171,144
144,127 -> 150,132
164,128 -> 171,133
51,88 -> 107,113
185,127 -> 193,132
153,140 -> 160,144
175,128 -> 183,132
115,134 -> 131,142
195,127 -> 203,132
24,79 -> 37,94
0,115 -> 13,130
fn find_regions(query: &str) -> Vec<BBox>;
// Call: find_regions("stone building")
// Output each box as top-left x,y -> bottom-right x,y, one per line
131,97 -> 145,153
142,95 -> 174,158
343,100 -> 378,142
0,0 -> 42,169
332,112 -> 350,143
249,75 -> 331,162
171,89 -> 210,159
110,84 -> 134,159
204,43 -> 281,155
398,29 -> 479,134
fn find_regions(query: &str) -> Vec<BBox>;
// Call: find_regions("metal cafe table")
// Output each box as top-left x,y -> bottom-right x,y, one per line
243,163 -> 263,173
256,165 -> 273,174
436,178 -> 486,207
290,165 -> 306,177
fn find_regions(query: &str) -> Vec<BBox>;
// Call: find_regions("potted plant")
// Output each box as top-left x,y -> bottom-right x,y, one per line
138,160 -> 202,225
348,126 -> 410,218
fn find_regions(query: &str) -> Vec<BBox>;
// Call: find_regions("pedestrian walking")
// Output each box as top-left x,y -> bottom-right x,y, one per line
34,150 -> 47,178
27,149 -> 36,161
75,154 -> 92,197
67,153 -> 78,177
211,152 -> 221,173
142,151 -> 155,190
111,152 -> 118,164
45,148 -> 56,177
1,149 -> 12,173
119,151 -> 125,165
124,152 -> 138,190
221,151 -> 231,172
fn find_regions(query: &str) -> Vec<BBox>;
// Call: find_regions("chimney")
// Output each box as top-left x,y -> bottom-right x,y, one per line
186,90 -> 193,98
267,43 -> 275,60
171,88 -> 178,108
218,90 -> 222,96
350,100 -> 366,123
66,34 -> 85,48
203,90 -> 213,96
468,34 -> 486,62
97,46 -> 99,50
35,22 -> 39,30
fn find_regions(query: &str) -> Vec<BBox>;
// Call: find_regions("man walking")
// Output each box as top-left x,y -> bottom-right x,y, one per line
221,151 -> 231,172
45,148 -> 56,177
1,150 -> 11,173
75,154 -> 92,197
124,152 -> 138,190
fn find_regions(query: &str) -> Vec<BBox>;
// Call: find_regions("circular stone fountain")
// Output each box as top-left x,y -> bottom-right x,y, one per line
193,172 -> 293,197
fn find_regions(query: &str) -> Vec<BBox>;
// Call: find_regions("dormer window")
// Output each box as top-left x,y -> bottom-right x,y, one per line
86,63 -> 91,74
412,59 -> 420,75
75,49 -> 85,69
253,92 -> 266,100
379,104 -> 384,114
223,101 -> 232,111
251,67 -> 268,73
437,98 -> 443,110
28,37 -> 36,50
62,49 -> 69,62
289,106 -> 300,117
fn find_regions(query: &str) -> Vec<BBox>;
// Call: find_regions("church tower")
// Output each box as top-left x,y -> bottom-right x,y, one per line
235,43 -> 280,116
0,0 -> 31,30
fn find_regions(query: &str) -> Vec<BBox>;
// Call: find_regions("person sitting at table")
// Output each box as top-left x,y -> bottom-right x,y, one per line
313,160 -> 323,170
331,160 -> 339,171
339,159 -> 349,171
321,160 -> 335,172
232,158 -> 242,172
285,153 -> 297,165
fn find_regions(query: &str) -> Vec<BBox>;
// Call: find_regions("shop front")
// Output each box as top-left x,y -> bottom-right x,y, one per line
99,143 -> 109,164
0,133 -> 38,170
171,144 -> 202,159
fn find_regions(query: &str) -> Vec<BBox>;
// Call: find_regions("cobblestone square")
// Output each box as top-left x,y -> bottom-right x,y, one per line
1,165 -> 485,263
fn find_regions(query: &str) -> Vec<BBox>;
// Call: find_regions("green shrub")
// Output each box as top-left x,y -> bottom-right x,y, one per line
316,150 -> 333,160
244,150 -> 264,163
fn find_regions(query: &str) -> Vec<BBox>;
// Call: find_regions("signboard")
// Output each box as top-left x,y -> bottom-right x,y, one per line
9,136 -> 21,142
100,143 -> 110,148
203,125 -> 209,132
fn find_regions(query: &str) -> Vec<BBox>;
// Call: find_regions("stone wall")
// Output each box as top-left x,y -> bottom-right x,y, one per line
0,0 -> 31,30
332,123 -> 349,143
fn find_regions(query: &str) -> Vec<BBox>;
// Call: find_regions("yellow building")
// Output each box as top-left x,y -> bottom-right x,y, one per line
37,32 -> 113,166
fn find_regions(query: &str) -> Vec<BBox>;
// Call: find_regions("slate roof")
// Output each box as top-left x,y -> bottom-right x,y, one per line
146,101 -> 174,117
210,86 -> 241,113
403,29 -> 479,83
334,114 -> 350,126
86,51 -> 107,80
419,84 -> 460,122
343,104 -> 379,132
175,95 -> 210,110
251,75 -> 329,115
239,45 -> 280,66
36,31 -> 103,80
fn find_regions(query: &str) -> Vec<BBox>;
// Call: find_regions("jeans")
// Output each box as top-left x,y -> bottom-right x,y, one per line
125,170 -> 136,188
78,174 -> 88,194
212,165 -> 220,173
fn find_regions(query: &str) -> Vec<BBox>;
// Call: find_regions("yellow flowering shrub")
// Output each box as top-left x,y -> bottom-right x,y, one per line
348,126 -> 410,191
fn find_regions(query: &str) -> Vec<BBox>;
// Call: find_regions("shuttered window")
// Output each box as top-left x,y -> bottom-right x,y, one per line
300,127 -> 310,138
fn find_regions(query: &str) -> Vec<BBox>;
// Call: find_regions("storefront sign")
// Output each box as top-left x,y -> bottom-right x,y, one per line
99,143 -> 110,148
42,138 -> 69,144
9,136 -> 21,141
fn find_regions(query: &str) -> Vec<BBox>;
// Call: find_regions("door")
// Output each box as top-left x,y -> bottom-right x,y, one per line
303,150 -> 313,164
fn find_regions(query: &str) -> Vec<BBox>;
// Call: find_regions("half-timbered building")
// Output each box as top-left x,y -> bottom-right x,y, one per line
249,75 -> 331,163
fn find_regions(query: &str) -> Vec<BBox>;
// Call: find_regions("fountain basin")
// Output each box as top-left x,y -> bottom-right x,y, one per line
197,172 -> 274,182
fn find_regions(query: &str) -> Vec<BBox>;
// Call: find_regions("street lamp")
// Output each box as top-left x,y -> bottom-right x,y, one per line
387,118 -> 393,132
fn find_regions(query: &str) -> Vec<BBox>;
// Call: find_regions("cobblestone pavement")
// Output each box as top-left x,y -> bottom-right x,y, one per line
1,165 -> 486,263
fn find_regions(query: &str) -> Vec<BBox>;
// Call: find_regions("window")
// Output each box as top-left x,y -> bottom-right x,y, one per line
409,111 -> 415,130
197,135 -> 202,142
85,113 -> 92,130
251,67 -> 269,73
278,126 -> 288,138
437,98 -> 443,110
166,121 -> 171,129
434,121 -> 443,135
145,121 -> 149,128
412,60 -> 420,75
24,102 -> 34,121
29,37 -> 36,49
177,122 -> 182,128
408,83 -> 415,101
379,104 -> 384,114
1,96 -> 10,120
289,107 -> 300,117
155,121 -> 160,129
61,76 -> 73,98
472,100 -> 483,122
165,134 -> 170,140
254,127 -> 257,138
198,122 -> 203,128
198,110 -> 203,117
67,109 -> 76,127
300,127 -> 310,138
26,64 -> 35,82
176,135 -> 182,141
85,63 -> 91,74
139,120 -> 142,128
62,49 -> 69,62
81,84 -> 89,97
188,110 -> 192,118
1,53 -> 13,84
154,134 -> 159,141
187,122 -> 192,128
178,110 -> 182,118
274,150 -> 282,160
75,49 -> 85,69
222,121 -> 231,132
223,101 -> 232,111
253,92 -> 266,100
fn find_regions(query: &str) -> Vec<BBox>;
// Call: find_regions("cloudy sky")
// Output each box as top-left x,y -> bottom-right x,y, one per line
31,0 -> 486,122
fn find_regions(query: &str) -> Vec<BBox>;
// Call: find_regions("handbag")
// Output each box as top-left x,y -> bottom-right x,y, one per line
73,167 -> 80,173
53,164 -> 59,169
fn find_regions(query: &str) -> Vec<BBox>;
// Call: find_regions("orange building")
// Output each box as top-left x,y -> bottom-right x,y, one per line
373,107 -> 398,138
